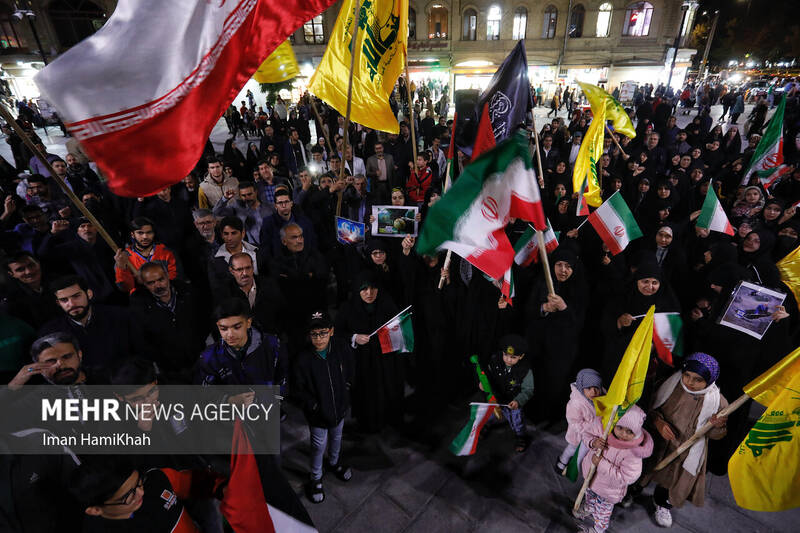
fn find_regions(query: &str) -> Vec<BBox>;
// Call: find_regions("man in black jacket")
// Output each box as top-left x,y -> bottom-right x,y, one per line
39,275 -> 141,369
293,311 -> 354,504
130,262 -> 208,383
1,251 -> 59,328
220,252 -> 285,336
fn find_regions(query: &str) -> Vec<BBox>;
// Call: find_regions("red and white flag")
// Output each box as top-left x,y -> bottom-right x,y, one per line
34,0 -> 335,197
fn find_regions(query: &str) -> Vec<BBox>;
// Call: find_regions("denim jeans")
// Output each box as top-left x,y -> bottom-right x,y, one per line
501,406 -> 524,435
310,419 -> 344,481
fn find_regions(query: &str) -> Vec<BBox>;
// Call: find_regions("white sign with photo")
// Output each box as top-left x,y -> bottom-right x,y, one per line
371,205 -> 419,237
718,281 -> 786,340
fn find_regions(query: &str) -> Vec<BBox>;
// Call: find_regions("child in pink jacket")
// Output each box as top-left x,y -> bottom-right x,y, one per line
575,405 -> 654,533
556,368 -> 603,474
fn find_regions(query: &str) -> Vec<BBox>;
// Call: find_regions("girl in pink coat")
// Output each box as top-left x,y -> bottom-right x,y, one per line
575,405 -> 654,533
556,369 -> 603,474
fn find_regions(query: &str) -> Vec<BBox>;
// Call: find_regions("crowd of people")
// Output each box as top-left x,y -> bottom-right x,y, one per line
0,77 -> 799,531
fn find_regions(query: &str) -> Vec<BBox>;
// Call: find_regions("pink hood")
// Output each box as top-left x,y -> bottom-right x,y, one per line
565,383 -> 599,446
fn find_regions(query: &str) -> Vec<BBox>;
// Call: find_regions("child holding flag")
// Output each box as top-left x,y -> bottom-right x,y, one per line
638,352 -> 728,527
480,335 -> 534,453
556,369 -> 603,475
574,406 -> 654,533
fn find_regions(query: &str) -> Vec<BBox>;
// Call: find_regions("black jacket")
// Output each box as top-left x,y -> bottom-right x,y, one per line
130,281 -> 209,382
293,337 -> 354,428
216,274 -> 286,335
486,352 -> 531,404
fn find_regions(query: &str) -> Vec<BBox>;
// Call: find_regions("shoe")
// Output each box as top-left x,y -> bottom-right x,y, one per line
572,501 -> 591,520
305,478 -> 324,504
325,460 -> 352,482
555,460 -> 567,475
576,525 -> 597,533
620,493 -> 633,508
654,504 -> 673,527
515,435 -> 528,453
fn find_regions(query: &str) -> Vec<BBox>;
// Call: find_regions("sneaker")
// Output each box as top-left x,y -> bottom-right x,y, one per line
305,478 -> 324,504
325,460 -> 352,482
620,492 -> 633,508
576,525 -> 597,533
654,504 -> 673,527
572,501 -> 591,520
555,460 -> 567,476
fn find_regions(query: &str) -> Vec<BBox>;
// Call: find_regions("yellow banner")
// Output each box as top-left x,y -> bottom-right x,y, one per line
578,81 -> 636,139
572,102 -> 606,208
308,0 -> 407,133
777,243 -> 800,306
729,368 -> 800,511
594,305 -> 654,428
744,346 -> 800,407
253,41 -> 299,83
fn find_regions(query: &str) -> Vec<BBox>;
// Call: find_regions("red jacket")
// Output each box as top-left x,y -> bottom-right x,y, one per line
407,166 -> 433,204
115,243 -> 177,293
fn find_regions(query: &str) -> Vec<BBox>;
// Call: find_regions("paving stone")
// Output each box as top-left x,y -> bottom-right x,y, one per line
381,456 -> 453,516
335,493 -> 410,533
402,497 -> 472,533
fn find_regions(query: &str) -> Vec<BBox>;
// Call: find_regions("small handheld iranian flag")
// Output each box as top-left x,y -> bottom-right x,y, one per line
744,94 -> 786,189
372,306 -> 414,354
587,191 -> 642,255
653,312 -> 684,366
514,222 -> 559,267
449,402 -> 498,456
696,184 -> 734,236
417,132 -> 546,280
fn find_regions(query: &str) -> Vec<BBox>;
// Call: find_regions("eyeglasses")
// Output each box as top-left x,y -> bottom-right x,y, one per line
309,329 -> 330,339
105,472 -> 146,506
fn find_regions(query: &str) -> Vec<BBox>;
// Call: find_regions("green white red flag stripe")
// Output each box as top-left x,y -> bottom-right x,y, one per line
653,312 -> 683,366
744,94 -> 786,187
417,132 -> 546,279
449,402 -> 498,456
374,306 -> 414,354
587,192 -> 642,255
696,184 -> 734,236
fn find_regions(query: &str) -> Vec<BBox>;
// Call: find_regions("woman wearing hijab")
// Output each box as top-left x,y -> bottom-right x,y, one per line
223,139 -> 248,181
335,270 -> 405,433
525,247 -> 589,423
639,353 -> 728,527
722,126 -> 742,162
245,142 -> 262,176
601,261 -> 680,382
738,228 -> 781,288
759,198 -> 785,231
363,239 -> 406,307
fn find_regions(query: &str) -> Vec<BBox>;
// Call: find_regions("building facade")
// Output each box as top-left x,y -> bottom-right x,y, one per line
289,0 -> 698,103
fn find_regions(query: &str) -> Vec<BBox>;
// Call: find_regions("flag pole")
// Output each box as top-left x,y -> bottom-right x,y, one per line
604,124 -> 628,159
404,57 -> 419,175
573,404 -> 619,514
0,103 -> 119,252
654,392 -> 750,471
529,111 -> 555,296
368,305 -> 412,337
437,114 -> 459,290
335,0 -> 361,216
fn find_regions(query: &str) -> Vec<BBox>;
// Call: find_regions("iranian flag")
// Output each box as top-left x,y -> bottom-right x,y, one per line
696,184 -> 734,235
33,0 -> 336,197
744,94 -> 786,189
449,403 -> 497,456
374,306 -> 414,354
587,192 -> 642,255
514,222 -> 558,267
653,312 -> 684,366
417,132 -> 546,280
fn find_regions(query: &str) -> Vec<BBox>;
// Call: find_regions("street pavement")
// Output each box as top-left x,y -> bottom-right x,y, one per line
1,101 -> 796,532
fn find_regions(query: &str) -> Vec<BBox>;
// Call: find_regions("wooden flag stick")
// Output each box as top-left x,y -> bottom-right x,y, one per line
404,58 -> 418,175
604,124 -> 627,159
335,0 -> 361,217
654,392 -> 750,471
529,111 -> 555,296
0,103 -> 118,252
437,115 -> 459,290
573,405 -> 619,514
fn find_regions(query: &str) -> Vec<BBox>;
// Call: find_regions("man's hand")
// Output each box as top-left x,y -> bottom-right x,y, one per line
51,219 -> 70,234
228,391 -> 255,407
223,188 -> 236,200
8,362 -> 54,391
300,174 -> 312,191
114,249 -> 130,271
58,206 -> 71,219
1,195 -> 16,219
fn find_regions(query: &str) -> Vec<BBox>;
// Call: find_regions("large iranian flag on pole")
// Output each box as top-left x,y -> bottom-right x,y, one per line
417,132 -> 547,280
449,403 -> 497,456
587,192 -> 642,255
744,94 -> 786,188
696,184 -> 734,235
653,312 -> 684,366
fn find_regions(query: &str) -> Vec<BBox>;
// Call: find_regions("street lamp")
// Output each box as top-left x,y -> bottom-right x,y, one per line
666,1 -> 695,91
12,0 -> 48,65
699,10 -> 720,79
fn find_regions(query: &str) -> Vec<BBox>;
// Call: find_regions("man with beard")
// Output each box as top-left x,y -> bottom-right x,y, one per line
65,153 -> 100,195
131,263 -> 207,383
258,188 -> 317,260
199,156 -> 238,209
7,331 -> 89,389
13,203 -> 57,255
132,187 -> 193,254
114,217 -> 178,293
212,181 -> 272,245
40,275 -> 139,369
209,216 -> 259,299
1,251 -> 59,328
221,252 -> 285,335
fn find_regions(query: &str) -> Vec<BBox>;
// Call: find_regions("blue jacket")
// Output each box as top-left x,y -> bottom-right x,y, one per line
194,327 -> 287,390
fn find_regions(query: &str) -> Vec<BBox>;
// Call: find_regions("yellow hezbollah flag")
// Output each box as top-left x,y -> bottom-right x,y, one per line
572,102 -> 606,208
777,243 -> 800,305
253,41 -> 299,83
578,81 -> 636,139
729,347 -> 800,511
594,305 -> 655,428
308,0 -> 407,133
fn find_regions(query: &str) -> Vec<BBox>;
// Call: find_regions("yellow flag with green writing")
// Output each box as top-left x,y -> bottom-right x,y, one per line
578,81 -> 636,139
572,101 -> 606,208
308,0 -> 407,133
253,41 -> 299,83
593,305 -> 655,428
729,347 -> 800,511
